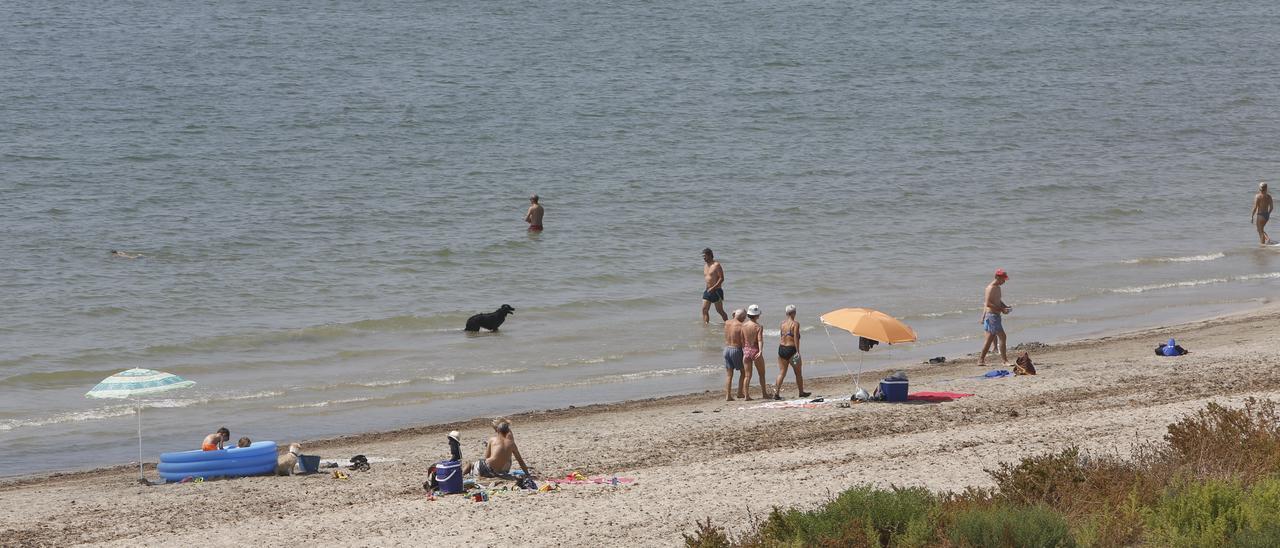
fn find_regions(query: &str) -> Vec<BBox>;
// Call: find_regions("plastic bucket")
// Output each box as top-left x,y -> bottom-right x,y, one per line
880,380 -> 908,402
435,460 -> 463,494
299,455 -> 320,474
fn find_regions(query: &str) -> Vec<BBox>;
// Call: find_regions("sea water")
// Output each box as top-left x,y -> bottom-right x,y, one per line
2,0 -> 1279,474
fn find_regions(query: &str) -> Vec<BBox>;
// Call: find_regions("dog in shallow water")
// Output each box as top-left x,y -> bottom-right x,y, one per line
277,443 -> 302,476
465,305 -> 515,332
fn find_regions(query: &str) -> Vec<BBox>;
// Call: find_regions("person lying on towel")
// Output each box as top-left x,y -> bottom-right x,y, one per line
464,417 -> 531,479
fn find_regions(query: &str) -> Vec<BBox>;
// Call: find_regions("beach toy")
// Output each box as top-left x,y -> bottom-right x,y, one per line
157,441 -> 277,482
435,460 -> 464,494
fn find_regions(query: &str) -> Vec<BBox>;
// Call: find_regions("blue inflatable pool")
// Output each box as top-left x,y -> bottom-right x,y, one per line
158,441 -> 277,482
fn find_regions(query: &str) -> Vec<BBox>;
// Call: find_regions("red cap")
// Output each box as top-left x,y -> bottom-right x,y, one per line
995,268 -> 1009,279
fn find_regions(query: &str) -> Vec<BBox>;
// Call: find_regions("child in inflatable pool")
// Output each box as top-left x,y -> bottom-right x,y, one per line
237,437 -> 252,448
202,427 -> 230,451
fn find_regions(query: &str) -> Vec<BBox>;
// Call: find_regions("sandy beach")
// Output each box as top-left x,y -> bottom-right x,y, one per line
4,304 -> 1280,547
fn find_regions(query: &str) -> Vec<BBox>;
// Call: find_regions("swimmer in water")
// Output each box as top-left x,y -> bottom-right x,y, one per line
110,250 -> 142,259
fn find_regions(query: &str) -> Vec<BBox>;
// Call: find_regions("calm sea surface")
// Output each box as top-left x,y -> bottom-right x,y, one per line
3,0 -> 1279,474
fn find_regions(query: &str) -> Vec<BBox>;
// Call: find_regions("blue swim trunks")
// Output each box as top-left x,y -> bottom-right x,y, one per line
723,346 -> 743,370
983,313 -> 1004,334
702,288 -> 724,303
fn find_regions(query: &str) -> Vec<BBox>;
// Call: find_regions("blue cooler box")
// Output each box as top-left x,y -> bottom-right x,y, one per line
880,380 -> 908,402
435,460 -> 464,494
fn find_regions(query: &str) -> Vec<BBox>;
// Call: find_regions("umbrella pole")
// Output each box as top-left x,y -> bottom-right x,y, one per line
137,405 -> 143,480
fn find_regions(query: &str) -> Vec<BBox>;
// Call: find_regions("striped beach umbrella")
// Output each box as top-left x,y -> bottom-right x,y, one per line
86,368 -> 196,483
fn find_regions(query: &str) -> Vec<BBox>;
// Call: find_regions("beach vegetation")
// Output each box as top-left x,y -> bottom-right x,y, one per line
686,399 -> 1280,547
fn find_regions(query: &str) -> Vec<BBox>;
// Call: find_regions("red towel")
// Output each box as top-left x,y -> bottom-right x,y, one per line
907,391 -> 974,402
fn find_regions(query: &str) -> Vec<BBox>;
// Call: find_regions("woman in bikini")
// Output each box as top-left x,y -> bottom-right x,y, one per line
773,305 -> 809,400
741,304 -> 770,400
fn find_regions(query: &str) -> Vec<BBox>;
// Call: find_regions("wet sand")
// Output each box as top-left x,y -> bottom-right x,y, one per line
4,304 -> 1280,547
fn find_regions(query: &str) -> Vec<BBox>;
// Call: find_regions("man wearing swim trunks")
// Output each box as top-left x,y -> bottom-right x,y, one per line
773,304 -> 809,399
702,248 -> 728,323
723,309 -> 745,401
525,194 -> 544,231
741,304 -> 769,400
1252,182 -> 1273,245
979,269 -> 1012,366
464,418 -> 531,478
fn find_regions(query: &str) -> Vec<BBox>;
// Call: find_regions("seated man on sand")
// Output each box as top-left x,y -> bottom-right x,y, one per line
463,418 -> 531,478
202,427 -> 230,451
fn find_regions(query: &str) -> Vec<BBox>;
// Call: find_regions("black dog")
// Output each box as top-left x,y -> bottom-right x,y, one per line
465,304 -> 515,332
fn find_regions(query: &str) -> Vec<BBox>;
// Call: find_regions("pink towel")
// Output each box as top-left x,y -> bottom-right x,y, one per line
907,391 -> 974,402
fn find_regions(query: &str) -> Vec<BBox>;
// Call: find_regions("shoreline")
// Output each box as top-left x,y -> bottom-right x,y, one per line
5,302 -> 1280,545
4,300 -> 1275,490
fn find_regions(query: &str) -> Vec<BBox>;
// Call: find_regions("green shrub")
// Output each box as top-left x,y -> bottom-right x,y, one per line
1145,478 -> 1245,547
758,485 -> 938,547
948,504 -> 1074,548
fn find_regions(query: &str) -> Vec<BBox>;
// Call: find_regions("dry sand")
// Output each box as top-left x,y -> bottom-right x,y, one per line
4,304 -> 1280,547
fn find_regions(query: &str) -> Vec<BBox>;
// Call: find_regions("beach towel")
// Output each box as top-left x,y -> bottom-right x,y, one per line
983,369 -> 1011,378
907,391 -> 974,403
551,472 -> 636,485
741,397 -> 828,410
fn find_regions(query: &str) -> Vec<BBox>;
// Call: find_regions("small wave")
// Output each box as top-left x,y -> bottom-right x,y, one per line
1122,252 -> 1225,265
354,379 -> 412,388
1109,278 -> 1229,294
277,397 -> 376,409
0,391 -> 282,431
487,368 -> 526,375
1237,272 -> 1280,281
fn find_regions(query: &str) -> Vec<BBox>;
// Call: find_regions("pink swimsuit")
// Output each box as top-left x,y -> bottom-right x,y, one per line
742,342 -> 761,362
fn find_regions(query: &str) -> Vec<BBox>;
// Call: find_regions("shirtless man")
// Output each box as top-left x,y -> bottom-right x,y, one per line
723,309 -> 745,400
524,194 -> 544,231
741,304 -> 769,400
202,427 -> 230,451
979,269 -> 1012,366
463,418 -> 531,478
1252,182 -> 1273,245
701,248 -> 728,323
773,304 -> 809,399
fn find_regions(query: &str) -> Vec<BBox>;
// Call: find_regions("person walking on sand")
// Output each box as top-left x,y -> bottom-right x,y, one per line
1252,182 -> 1273,245
525,194 -> 544,231
742,304 -> 770,400
723,309 -> 745,400
979,269 -> 1012,366
464,418 -> 532,478
773,304 -> 810,400
701,248 -> 728,323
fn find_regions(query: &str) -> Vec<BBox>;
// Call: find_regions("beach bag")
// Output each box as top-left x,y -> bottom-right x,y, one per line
1014,352 -> 1036,375
1155,338 -> 1189,357
858,337 -> 879,352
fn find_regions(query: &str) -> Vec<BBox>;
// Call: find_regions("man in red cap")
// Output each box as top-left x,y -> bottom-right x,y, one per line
979,269 -> 1012,366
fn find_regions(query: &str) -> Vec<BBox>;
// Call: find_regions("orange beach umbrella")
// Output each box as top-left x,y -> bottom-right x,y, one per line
819,308 -> 917,344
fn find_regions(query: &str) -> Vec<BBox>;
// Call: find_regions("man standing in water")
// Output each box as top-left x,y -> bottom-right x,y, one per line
773,304 -> 809,399
525,194 -> 544,231
979,269 -> 1012,366
723,309 -> 745,401
1252,182 -> 1273,245
701,248 -> 728,323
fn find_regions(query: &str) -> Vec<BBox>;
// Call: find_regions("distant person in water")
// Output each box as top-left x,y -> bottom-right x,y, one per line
979,269 -> 1012,366
701,248 -> 728,323
742,304 -> 769,400
1253,182 -> 1273,245
202,427 -> 230,451
525,194 -> 544,231
110,250 -> 142,259
723,309 -> 745,400
774,304 -> 809,399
